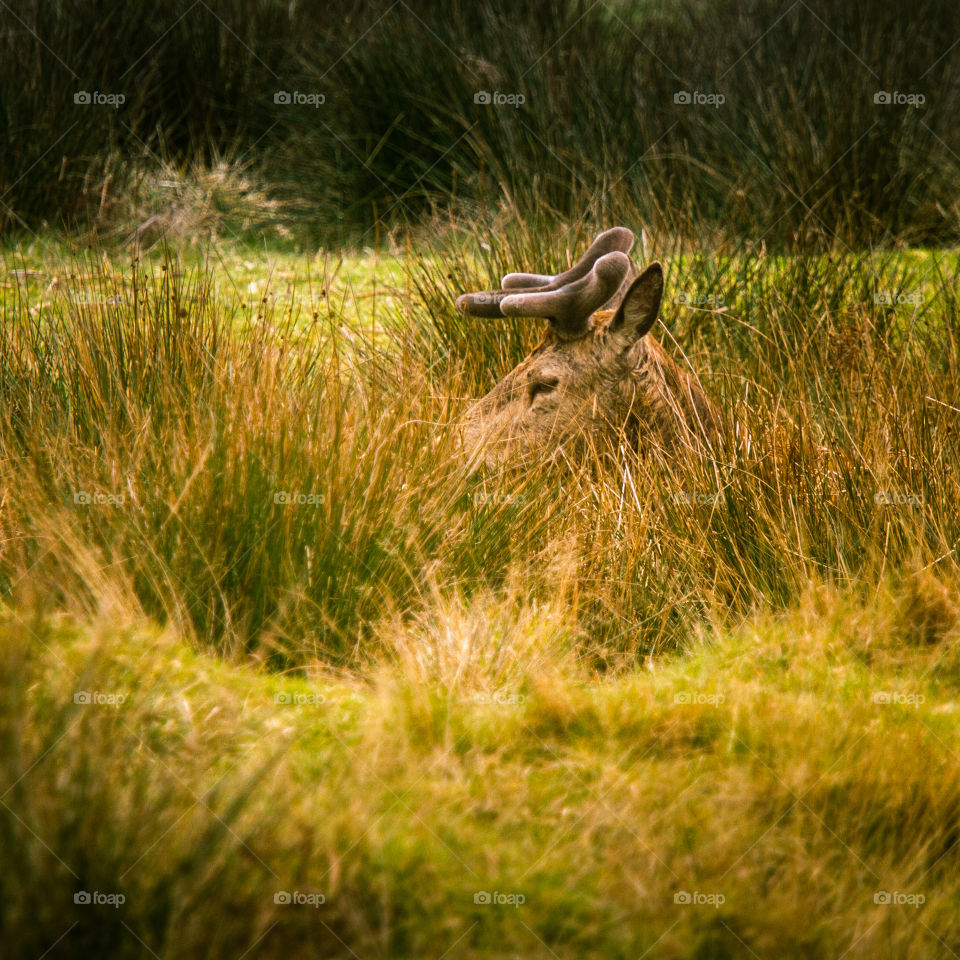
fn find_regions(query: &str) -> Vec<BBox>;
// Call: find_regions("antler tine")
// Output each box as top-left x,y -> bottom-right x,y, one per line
499,251 -> 631,339
455,289 -> 513,317
501,226 -> 634,290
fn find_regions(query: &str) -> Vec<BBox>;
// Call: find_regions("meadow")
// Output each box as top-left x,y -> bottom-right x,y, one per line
1,226 -> 958,958
1,0 -> 959,956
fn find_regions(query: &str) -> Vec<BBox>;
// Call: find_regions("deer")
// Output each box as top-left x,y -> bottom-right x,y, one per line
455,228 -> 723,469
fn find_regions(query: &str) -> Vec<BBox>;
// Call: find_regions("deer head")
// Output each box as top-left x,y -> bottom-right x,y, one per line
457,228 -> 720,468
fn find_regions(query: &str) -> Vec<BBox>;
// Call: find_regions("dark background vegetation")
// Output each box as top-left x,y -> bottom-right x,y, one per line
1,0 -> 957,248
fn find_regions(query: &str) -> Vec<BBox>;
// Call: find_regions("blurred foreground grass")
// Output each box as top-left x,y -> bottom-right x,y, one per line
4,578 -> 960,958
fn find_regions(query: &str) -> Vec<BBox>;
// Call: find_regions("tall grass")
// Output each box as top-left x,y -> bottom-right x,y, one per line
0,249 -> 570,662
1,232 -> 957,665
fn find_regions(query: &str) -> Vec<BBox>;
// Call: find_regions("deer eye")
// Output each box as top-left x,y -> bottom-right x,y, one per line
529,377 -> 560,403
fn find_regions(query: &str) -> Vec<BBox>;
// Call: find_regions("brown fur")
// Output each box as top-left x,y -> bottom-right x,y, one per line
460,289 -> 721,468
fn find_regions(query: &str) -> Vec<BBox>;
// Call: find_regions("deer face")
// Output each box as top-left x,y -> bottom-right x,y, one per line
457,229 -> 719,468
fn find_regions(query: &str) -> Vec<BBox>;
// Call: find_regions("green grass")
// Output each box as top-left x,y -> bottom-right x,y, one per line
4,578 -> 960,958
0,235 -> 409,330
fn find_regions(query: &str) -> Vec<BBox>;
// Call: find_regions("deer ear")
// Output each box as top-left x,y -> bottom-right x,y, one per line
610,262 -> 663,341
